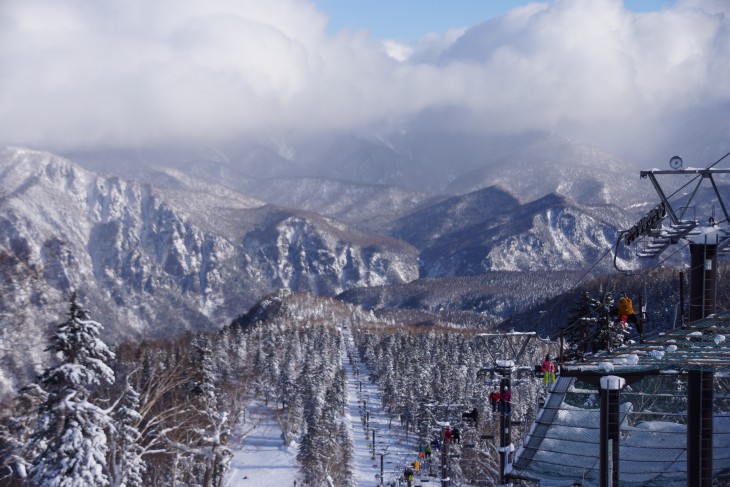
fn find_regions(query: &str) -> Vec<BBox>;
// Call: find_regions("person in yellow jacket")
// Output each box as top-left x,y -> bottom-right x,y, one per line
617,292 -> 637,325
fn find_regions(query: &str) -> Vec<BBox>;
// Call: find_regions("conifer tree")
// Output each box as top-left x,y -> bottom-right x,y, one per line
564,290 -> 599,359
0,383 -> 47,482
188,333 -> 232,487
592,291 -> 628,352
109,383 -> 145,487
29,292 -> 116,487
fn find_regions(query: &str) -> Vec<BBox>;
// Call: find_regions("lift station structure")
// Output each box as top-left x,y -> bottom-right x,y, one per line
511,154 -> 730,487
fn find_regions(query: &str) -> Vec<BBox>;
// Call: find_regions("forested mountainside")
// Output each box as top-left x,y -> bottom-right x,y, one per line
0,289 -> 564,487
336,271 -> 584,327
0,148 -> 417,393
504,263 -> 730,339
336,264 -> 730,341
236,177 -> 443,233
398,192 -> 627,275
0,145 -> 645,392
1,292 -> 356,486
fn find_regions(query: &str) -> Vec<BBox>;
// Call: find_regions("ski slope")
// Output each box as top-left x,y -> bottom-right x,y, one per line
343,329 -> 425,486
225,327 -> 427,486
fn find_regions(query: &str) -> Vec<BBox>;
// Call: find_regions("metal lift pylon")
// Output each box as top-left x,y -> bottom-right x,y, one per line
476,331 -> 542,485
620,155 -> 730,487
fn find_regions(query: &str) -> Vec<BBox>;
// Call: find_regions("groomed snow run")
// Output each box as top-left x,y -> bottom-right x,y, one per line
225,327 -> 428,486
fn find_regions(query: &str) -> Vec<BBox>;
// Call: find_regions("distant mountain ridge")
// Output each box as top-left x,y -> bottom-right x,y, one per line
0,130 -> 667,392
0,147 -> 421,390
0,135 -> 646,338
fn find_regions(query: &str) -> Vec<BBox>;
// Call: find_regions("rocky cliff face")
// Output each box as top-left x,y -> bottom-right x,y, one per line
0,141 -> 646,394
0,148 -> 419,353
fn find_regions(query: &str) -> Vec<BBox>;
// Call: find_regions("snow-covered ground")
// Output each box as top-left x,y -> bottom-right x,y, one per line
226,403 -> 300,487
225,328 -> 431,486
343,334 -> 425,486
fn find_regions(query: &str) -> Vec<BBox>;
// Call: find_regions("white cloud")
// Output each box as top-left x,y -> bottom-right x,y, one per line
0,0 -> 728,162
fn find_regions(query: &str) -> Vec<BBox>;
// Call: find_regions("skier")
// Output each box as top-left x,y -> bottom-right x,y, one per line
453,427 -> 461,444
443,426 -> 453,444
503,387 -> 512,415
541,354 -> 556,386
489,388 -> 501,413
469,407 -> 479,426
617,292 -> 637,325
404,467 -> 414,484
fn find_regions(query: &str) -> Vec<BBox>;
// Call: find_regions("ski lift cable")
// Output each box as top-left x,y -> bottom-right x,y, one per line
538,245 -> 615,336
706,148 -> 730,170
570,245 -> 614,292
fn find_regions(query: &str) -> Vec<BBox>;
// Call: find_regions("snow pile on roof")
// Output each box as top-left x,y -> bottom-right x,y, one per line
650,349 -> 666,360
598,362 -> 614,372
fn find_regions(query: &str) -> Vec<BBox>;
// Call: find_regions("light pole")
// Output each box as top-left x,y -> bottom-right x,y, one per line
378,452 -> 388,487
372,428 -> 376,460
441,425 -> 450,487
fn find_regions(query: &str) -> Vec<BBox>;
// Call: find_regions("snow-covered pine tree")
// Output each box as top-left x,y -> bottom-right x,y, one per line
297,414 -> 331,486
187,333 -> 232,487
109,382 -> 145,487
332,421 -> 354,487
0,383 -> 47,482
564,290 -> 599,359
29,291 -> 116,487
592,291 -> 629,352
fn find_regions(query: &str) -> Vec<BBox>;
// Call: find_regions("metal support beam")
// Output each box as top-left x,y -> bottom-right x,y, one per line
441,425 -> 450,487
643,172 -> 679,223
689,243 -> 717,323
708,174 -> 730,223
687,369 -> 714,487
499,376 -> 512,485
600,376 -> 624,487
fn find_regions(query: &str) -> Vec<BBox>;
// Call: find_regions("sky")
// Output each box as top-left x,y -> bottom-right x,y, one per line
0,0 -> 728,164
313,0 -> 677,41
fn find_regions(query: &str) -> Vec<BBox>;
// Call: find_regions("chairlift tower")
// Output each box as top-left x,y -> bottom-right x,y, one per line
622,155 -> 730,487
477,331 -> 538,485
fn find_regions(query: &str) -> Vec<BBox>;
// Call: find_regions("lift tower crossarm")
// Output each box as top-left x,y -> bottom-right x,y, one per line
639,168 -> 730,176
641,171 -> 680,224
708,174 -> 730,224
640,168 -> 730,225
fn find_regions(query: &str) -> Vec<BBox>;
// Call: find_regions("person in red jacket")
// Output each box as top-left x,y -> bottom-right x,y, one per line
503,387 -> 512,415
542,354 -> 556,386
443,426 -> 453,443
489,388 -> 500,413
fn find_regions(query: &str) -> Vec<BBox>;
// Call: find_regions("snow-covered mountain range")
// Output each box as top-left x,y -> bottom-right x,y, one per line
0,131 -> 678,390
